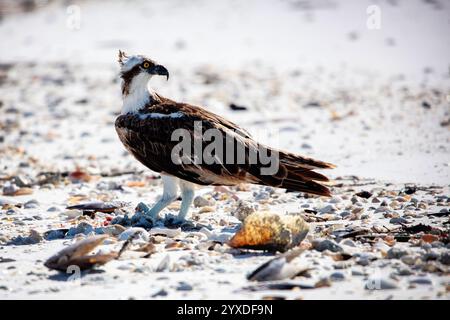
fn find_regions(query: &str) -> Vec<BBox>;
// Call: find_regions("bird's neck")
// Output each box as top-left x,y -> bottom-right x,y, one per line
121,74 -> 157,114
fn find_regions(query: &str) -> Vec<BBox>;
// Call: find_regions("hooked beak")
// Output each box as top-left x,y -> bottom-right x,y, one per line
148,64 -> 169,81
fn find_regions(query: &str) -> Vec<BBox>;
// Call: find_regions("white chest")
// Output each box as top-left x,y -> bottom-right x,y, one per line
121,73 -> 152,114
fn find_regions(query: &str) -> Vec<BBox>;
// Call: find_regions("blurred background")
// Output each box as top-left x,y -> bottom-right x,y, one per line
0,0 -> 449,184
1,0 -> 449,74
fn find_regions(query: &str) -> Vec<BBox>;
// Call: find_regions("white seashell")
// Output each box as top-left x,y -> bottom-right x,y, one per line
248,248 -> 308,281
149,227 -> 181,238
62,209 -> 82,219
118,227 -> 150,242
199,227 -> 213,238
186,232 -> 208,241
155,255 -> 171,272
208,231 -> 234,243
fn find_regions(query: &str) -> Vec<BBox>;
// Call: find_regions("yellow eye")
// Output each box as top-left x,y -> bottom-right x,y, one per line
142,62 -> 150,68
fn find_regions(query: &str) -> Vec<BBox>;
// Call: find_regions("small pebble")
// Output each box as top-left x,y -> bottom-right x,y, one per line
24,199 -> 39,209
193,196 -> 215,207
409,277 -> 432,285
387,247 -> 409,259
389,217 -> 408,225
118,227 -> 150,242
312,239 -> 343,252
66,222 -> 94,237
176,281 -> 193,291
330,272 -> 346,281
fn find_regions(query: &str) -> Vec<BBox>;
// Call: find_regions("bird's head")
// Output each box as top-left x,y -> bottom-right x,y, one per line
118,50 -> 169,96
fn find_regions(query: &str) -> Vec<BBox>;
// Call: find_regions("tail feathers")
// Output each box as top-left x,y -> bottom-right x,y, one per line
250,149 -> 334,197
280,179 -> 332,197
287,168 -> 330,182
279,151 -> 336,170
279,151 -> 334,196
251,166 -> 333,197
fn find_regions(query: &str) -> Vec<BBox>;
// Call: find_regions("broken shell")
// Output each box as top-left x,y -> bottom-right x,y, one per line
9,229 -> 43,245
103,224 -> 126,237
247,248 -> 309,281
167,202 -> 180,210
165,241 -> 187,250
193,195 -> 215,207
66,201 -> 127,213
198,227 -> 233,243
135,243 -> 157,254
9,187 -> 34,196
44,235 -> 116,271
149,227 -> 181,238
62,209 -> 83,219
125,181 -> 146,187
198,206 -> 215,213
228,211 -> 309,252
232,200 -> 257,222
118,227 -> 150,242
156,254 -> 171,272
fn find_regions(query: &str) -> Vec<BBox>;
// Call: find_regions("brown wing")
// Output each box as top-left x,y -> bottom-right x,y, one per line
150,96 -> 253,139
115,102 -> 256,186
115,100 -> 335,196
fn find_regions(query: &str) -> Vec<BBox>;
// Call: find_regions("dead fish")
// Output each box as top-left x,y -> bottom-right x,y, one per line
66,201 -> 127,214
44,235 -> 117,272
247,248 -> 309,282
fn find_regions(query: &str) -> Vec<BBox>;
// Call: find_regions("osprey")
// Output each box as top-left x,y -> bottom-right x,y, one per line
115,51 -> 335,224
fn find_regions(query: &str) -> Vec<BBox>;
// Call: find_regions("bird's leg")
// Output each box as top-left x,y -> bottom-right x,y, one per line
174,180 -> 196,223
142,175 -> 178,222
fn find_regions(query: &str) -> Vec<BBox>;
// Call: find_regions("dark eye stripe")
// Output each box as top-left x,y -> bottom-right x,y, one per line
120,64 -> 141,95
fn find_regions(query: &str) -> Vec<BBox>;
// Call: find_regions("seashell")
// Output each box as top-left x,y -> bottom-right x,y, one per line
12,187 -> 34,196
125,181 -> 146,187
186,232 -> 208,241
62,209 -> 83,219
193,195 -> 215,207
365,276 -> 398,290
66,201 -> 127,213
44,229 -> 68,240
0,197 -> 19,207
8,229 -> 43,245
208,231 -> 234,243
103,224 -> 126,237
66,222 -> 94,237
195,241 -> 218,251
165,241 -> 186,250
149,227 -> 181,238
228,211 -> 309,252
44,235 -> 116,271
247,248 -> 309,281
118,227 -> 150,242
155,255 -> 171,272
167,202 -> 180,210
232,200 -> 257,222
198,227 -> 233,243
198,206 -> 215,213
135,243 -> 157,254
68,169 -> 94,183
